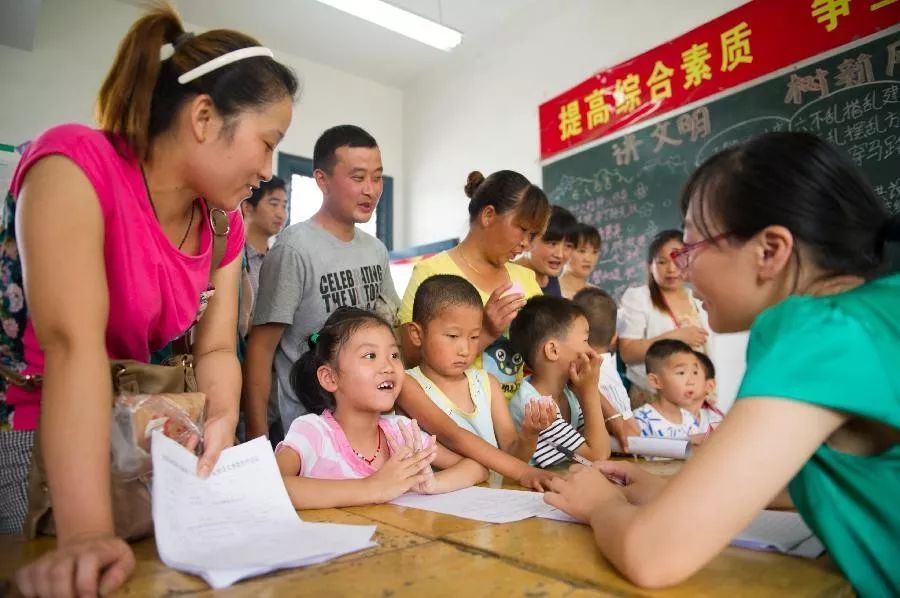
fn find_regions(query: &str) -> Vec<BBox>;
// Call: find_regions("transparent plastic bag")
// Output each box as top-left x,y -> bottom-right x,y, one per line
111,392 -> 206,481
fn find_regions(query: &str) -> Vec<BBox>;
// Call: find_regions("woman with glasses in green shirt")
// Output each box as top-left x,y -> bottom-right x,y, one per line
546,131 -> 900,597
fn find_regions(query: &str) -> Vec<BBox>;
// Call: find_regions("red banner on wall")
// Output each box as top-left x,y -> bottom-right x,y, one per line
539,0 -> 900,160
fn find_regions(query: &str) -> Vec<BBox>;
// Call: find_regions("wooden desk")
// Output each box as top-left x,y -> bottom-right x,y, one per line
0,467 -> 852,597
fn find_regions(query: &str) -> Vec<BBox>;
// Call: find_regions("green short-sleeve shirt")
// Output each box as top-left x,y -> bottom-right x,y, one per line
737,273 -> 900,597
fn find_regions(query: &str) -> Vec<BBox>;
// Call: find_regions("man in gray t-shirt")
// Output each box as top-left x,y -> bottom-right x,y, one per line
253,221 -> 397,429
243,125 -> 399,438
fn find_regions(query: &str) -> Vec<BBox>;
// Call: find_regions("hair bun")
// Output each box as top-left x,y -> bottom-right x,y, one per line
464,171 -> 485,199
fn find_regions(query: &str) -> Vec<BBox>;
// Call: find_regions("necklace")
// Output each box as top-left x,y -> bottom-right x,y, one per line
456,245 -> 485,275
352,428 -> 382,465
141,166 -> 196,251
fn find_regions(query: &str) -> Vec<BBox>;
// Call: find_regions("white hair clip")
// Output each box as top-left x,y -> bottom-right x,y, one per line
159,32 -> 194,62
159,43 -> 176,61
177,47 -> 274,84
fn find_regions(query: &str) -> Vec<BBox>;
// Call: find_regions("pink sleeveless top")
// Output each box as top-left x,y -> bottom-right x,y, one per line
7,124 -> 244,430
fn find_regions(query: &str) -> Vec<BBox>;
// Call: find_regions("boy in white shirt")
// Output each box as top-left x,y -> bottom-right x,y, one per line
572,287 -> 640,451
633,339 -> 703,439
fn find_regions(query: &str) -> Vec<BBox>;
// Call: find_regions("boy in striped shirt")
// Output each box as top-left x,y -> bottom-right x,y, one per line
508,296 -> 611,468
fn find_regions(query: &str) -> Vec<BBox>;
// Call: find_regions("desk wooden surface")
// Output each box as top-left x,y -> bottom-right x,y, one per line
0,463 -> 852,597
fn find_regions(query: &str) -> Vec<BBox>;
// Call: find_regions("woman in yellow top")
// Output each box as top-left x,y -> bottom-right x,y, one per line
400,170 -> 550,397
397,170 -> 553,491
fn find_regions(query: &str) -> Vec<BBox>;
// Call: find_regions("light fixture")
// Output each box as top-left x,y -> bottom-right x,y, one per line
313,0 -> 463,51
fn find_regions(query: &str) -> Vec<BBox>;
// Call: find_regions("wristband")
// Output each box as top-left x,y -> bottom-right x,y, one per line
604,413 -> 624,424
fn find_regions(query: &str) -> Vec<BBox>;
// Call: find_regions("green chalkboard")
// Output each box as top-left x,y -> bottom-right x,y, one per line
543,28 -> 900,300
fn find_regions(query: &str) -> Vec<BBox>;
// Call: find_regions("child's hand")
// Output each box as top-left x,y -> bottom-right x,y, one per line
518,467 -> 559,492
569,350 -> 602,396
521,398 -> 557,436
370,427 -> 437,502
396,421 -> 439,494
409,437 -> 440,494
607,416 -> 641,452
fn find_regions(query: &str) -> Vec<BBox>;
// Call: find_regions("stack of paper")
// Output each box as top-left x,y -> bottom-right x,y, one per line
151,433 -> 377,589
390,486 -> 558,523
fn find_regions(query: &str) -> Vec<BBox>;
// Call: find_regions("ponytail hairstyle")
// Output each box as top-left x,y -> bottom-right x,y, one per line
290,307 -> 394,415
464,170 -> 551,234
680,131 -> 899,283
647,229 -> 684,312
96,3 -> 299,160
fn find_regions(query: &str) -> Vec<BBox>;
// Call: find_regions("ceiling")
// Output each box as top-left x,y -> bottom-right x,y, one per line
162,0 -> 537,87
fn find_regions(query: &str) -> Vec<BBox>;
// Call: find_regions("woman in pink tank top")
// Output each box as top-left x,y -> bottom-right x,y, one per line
4,5 -> 298,596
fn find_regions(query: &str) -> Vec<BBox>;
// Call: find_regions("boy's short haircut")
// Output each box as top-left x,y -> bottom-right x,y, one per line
645,339 -> 695,375
245,176 -> 287,207
412,274 -> 483,327
313,125 -> 378,174
695,350 -> 715,379
572,287 -> 617,348
510,295 -> 587,370
540,205 -> 579,244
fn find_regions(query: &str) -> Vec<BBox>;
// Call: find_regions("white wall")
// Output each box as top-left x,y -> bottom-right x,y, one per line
402,0 -> 747,248
0,0 -> 404,243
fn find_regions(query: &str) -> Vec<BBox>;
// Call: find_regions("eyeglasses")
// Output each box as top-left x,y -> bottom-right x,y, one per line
670,232 -> 731,270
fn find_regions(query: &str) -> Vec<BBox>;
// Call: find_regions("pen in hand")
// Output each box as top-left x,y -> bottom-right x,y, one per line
546,440 -> 626,486
547,439 -> 592,466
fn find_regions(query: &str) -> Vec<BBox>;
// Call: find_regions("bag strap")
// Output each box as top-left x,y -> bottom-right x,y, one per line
0,364 -> 41,390
170,207 -> 230,355
208,207 -> 230,282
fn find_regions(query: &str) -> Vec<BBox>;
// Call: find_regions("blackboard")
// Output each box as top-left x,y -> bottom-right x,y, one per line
543,28 -> 900,300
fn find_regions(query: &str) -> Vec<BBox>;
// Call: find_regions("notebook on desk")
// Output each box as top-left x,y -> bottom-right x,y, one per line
732,510 -> 825,559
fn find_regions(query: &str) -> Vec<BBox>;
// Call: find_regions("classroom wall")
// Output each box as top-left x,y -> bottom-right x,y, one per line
0,0 -> 405,245
401,0 -> 747,248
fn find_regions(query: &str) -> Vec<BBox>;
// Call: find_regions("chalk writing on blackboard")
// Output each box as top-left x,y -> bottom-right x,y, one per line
791,80 -> 900,167
543,30 -> 900,300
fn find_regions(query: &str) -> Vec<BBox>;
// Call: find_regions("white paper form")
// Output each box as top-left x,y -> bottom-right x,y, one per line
390,486 -> 557,523
151,433 -> 377,588
536,508 -> 580,523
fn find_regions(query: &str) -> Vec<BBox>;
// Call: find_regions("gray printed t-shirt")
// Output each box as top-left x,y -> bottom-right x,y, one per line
252,220 -> 399,430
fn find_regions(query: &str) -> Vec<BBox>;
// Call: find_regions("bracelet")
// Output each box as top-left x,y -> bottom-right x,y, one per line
604,413 -> 624,424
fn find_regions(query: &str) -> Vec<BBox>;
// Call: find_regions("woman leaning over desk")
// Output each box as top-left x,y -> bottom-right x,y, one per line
2,6 -> 298,596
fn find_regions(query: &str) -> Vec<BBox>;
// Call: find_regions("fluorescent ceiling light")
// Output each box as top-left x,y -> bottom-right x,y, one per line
313,0 -> 463,51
